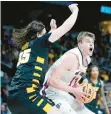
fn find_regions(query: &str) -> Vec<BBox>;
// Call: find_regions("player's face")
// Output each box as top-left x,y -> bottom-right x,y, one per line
37,28 -> 46,38
90,67 -> 99,79
81,37 -> 94,56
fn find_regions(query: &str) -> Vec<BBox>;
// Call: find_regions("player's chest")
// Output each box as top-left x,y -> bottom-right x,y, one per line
61,66 -> 87,86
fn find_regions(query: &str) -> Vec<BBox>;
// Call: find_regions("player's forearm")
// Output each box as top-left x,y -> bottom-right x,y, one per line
61,11 -> 78,33
48,11 -> 78,43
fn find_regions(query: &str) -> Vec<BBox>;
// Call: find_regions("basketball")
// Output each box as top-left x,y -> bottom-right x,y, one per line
78,81 -> 95,103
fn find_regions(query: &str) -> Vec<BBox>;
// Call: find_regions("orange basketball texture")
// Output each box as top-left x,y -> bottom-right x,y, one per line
77,81 -> 95,103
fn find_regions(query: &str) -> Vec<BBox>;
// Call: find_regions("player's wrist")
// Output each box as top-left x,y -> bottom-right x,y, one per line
71,87 -> 78,95
68,86 -> 76,94
72,10 -> 78,15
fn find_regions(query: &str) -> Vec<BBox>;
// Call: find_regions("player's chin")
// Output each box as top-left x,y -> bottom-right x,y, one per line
88,52 -> 93,56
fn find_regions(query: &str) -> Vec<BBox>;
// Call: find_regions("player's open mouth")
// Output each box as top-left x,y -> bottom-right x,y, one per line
89,48 -> 93,52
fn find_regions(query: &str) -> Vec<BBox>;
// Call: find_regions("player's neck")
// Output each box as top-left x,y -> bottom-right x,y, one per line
79,47 -> 87,60
81,50 -> 88,64
91,76 -> 98,82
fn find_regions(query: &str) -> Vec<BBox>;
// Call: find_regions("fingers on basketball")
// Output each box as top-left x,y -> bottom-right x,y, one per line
77,82 -> 95,103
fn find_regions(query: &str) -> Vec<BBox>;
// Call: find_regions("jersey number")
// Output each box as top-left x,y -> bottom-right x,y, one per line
69,72 -> 82,87
17,49 -> 31,67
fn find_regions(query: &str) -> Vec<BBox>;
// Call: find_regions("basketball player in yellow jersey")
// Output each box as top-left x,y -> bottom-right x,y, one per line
8,4 -> 79,114
85,65 -> 110,114
40,31 -> 95,114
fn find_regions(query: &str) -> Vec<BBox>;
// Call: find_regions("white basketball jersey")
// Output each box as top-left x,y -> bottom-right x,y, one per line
40,47 -> 91,100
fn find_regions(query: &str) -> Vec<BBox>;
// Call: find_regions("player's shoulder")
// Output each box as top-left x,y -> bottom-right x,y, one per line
67,47 -> 82,60
40,32 -> 52,40
62,49 -> 79,64
65,49 -> 78,58
67,47 -> 81,59
52,48 -> 78,66
68,47 -> 79,53
66,47 -> 78,55
33,32 -> 52,42
100,79 -> 104,87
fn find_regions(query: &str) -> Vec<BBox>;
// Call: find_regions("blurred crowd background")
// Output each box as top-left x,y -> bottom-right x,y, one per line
1,1 -> 111,114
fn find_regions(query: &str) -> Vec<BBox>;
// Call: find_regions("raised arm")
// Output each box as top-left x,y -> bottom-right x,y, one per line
48,4 -> 79,43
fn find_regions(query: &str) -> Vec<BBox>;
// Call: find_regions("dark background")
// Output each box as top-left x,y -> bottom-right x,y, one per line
1,1 -> 111,31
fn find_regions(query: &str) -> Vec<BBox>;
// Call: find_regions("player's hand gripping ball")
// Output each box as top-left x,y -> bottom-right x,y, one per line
77,79 -> 96,103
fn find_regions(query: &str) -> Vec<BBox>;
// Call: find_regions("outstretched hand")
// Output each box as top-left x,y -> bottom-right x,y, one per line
68,4 -> 79,13
50,19 -> 57,30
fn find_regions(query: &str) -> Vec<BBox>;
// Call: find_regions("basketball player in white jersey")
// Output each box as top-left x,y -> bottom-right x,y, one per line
40,31 -> 95,114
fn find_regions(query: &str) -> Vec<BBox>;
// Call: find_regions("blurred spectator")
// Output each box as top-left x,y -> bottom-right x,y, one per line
1,103 -> 11,114
101,71 -> 109,82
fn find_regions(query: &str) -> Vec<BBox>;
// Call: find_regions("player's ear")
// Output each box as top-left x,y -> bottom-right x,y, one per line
37,32 -> 40,38
80,40 -> 82,44
78,42 -> 81,47
78,40 -> 82,46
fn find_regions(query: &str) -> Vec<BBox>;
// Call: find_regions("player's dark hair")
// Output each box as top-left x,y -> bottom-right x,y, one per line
12,20 -> 45,48
88,65 -> 100,76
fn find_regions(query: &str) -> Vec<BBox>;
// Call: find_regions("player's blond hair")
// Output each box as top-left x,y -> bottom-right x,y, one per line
77,31 -> 95,43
